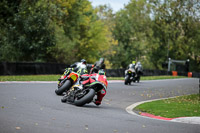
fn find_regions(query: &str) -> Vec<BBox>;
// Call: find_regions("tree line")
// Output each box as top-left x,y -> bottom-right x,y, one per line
0,0 -> 199,72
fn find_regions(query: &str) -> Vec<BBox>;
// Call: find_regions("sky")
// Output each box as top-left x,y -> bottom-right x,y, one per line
88,0 -> 130,12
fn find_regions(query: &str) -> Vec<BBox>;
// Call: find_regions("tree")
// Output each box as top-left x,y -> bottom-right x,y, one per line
149,0 -> 200,71
0,0 -> 55,62
112,0 -> 152,68
94,4 -> 118,68
49,0 -> 115,64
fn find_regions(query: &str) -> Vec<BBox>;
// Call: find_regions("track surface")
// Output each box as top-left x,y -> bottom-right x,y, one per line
0,78 -> 199,133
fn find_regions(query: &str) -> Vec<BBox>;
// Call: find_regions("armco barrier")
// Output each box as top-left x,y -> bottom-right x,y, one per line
0,62 -> 199,78
105,69 -> 170,77
192,72 -> 200,78
105,69 -> 126,77
105,69 -> 200,78
142,69 -> 170,76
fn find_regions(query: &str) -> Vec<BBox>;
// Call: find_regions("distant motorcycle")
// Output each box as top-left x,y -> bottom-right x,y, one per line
61,69 -> 108,106
135,62 -> 143,83
124,67 -> 136,85
124,62 -> 142,85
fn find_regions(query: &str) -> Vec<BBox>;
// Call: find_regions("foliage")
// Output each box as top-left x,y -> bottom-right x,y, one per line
0,0 -> 199,71
94,5 -> 118,68
47,0 -> 115,64
111,0 -> 200,71
112,0 -> 153,68
0,0 -> 55,62
148,0 -> 200,70
0,0 -> 114,65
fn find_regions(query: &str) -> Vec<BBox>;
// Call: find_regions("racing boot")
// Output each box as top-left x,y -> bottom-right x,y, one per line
61,95 -> 68,103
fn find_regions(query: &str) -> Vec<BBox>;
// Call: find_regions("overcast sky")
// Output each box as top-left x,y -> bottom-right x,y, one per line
88,0 -> 130,12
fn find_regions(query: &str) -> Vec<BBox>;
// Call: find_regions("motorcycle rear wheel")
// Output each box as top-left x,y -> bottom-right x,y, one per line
55,80 -> 72,95
74,89 -> 96,106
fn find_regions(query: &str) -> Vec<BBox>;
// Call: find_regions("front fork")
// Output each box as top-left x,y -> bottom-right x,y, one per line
62,86 -> 83,103
58,68 -> 72,85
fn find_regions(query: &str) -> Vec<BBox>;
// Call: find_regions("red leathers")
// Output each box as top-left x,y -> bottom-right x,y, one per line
81,73 -> 107,105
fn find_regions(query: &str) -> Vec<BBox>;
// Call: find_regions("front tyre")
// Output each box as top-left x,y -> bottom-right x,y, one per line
74,89 -> 96,106
124,75 -> 130,85
55,80 -> 72,95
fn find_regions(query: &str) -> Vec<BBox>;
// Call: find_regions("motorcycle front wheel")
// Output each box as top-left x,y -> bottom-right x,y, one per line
74,89 -> 96,106
55,80 -> 72,95
124,75 -> 130,85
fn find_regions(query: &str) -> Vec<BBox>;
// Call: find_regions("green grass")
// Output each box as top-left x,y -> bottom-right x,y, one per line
0,75 -> 61,81
134,94 -> 200,118
0,75 -> 186,81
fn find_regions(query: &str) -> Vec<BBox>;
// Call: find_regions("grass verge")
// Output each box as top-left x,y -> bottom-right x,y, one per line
0,75 -> 61,81
134,94 -> 200,118
0,75 -> 186,81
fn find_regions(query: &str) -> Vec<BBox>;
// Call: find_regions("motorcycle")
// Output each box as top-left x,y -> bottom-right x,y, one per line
61,69 -> 108,106
124,63 -> 143,85
124,67 -> 136,85
55,64 -> 87,95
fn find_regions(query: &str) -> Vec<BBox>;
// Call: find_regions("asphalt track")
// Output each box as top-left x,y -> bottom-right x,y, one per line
0,78 -> 199,133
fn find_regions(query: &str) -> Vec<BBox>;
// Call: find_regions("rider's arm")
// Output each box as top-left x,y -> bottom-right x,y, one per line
70,63 -> 77,68
101,64 -> 106,69
87,64 -> 93,68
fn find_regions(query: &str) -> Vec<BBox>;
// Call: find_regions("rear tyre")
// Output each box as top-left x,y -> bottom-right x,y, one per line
137,76 -> 140,83
55,80 -> 72,95
74,89 -> 96,106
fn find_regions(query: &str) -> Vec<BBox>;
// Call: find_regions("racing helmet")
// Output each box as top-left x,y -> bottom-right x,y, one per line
81,59 -> 86,64
99,58 -> 104,64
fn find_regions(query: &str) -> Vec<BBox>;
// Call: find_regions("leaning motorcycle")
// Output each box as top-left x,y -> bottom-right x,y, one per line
61,69 -> 108,106
124,67 -> 136,85
55,65 -> 88,95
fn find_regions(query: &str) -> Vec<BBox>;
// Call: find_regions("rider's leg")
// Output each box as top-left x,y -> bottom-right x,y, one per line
94,89 -> 106,105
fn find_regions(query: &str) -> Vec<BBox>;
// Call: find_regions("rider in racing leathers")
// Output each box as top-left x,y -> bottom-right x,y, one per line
58,59 -> 88,81
80,70 -> 107,106
90,58 -> 106,74
70,59 -> 87,72
80,58 -> 107,105
61,58 -> 107,105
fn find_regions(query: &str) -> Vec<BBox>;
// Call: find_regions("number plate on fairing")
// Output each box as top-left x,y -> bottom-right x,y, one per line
71,75 -> 77,81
